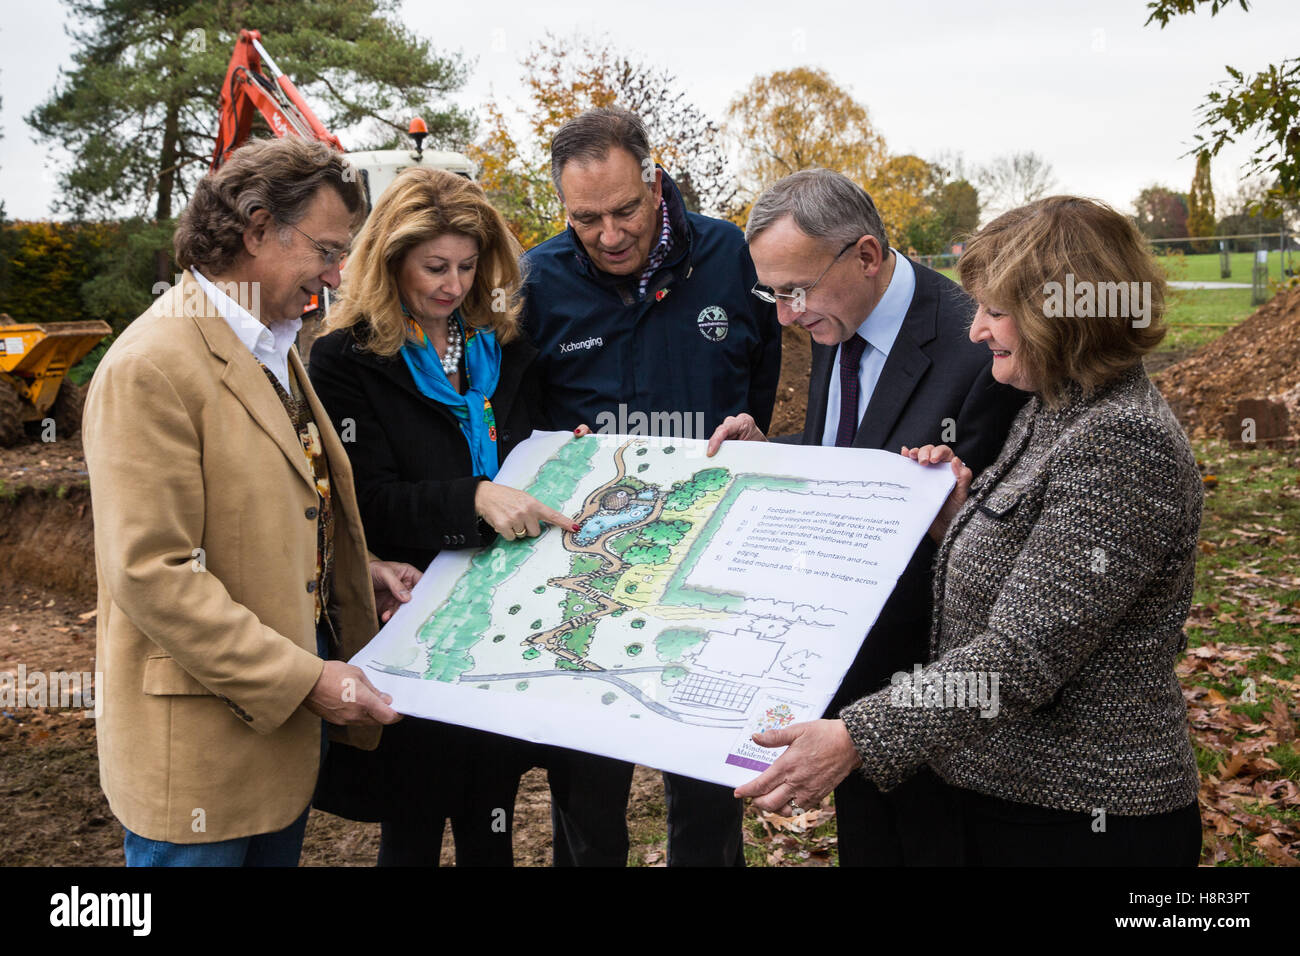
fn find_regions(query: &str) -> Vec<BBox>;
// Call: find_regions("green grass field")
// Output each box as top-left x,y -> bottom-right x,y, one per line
1155,249 -> 1289,284
1161,287 -> 1263,351
938,250 -> 1290,285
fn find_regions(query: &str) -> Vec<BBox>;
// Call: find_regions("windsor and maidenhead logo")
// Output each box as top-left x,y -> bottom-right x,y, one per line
696,305 -> 729,341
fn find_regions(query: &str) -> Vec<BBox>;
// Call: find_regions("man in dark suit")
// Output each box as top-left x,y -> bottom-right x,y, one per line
708,168 -> 1027,865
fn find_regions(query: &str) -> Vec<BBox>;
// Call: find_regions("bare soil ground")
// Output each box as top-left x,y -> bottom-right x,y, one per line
1155,286 -> 1300,441
770,324 -> 811,438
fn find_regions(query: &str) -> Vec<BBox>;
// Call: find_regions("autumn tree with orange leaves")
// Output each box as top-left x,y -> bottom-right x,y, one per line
725,68 -> 972,252
870,154 -> 941,246
724,67 -> 889,222
470,101 -> 563,250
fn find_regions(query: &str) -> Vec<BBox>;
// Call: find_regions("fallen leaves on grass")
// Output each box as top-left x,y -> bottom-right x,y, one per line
1186,642 -> 1300,865
1254,832 -> 1300,867
744,798 -> 837,866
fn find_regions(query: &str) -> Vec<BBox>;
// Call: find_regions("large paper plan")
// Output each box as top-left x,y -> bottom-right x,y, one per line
352,431 -> 955,787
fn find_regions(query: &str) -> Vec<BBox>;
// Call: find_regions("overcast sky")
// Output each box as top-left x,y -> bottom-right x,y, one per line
1,0 -> 1296,221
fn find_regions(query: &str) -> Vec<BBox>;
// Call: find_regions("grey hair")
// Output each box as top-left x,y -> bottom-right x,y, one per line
745,168 -> 889,253
549,106 -> 653,200
174,137 -> 366,274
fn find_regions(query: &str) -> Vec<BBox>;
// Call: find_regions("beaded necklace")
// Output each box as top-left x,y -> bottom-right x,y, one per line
402,307 -> 462,375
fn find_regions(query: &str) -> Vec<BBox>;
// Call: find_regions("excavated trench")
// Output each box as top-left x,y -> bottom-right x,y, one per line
0,484 -> 96,601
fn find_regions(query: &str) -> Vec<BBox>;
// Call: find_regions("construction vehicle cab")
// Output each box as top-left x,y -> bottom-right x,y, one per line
347,146 -> 475,210
212,31 -> 475,202
210,30 -> 476,339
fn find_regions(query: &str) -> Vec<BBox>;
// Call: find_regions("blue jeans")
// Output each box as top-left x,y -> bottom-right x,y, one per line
122,622 -> 332,867
123,805 -> 311,867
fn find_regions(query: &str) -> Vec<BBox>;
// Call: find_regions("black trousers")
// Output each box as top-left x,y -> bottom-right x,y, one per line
958,787 -> 1202,866
835,767 -> 966,866
381,719 -> 529,867
545,747 -> 745,866
315,717 -> 527,867
836,768 -> 1201,867
377,803 -> 519,867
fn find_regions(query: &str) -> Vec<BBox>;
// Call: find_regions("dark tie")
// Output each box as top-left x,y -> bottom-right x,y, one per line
834,334 -> 869,447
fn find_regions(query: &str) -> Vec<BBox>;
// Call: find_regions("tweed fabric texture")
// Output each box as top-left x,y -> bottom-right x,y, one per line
840,364 -> 1202,815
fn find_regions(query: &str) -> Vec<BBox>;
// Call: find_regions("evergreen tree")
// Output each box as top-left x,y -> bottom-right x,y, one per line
26,0 -> 473,220
1187,150 -> 1216,252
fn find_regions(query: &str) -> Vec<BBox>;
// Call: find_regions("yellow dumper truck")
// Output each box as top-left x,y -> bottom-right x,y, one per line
0,315 -> 111,446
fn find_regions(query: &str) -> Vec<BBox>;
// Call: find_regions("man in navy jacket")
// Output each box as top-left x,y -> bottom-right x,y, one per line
522,106 -> 780,866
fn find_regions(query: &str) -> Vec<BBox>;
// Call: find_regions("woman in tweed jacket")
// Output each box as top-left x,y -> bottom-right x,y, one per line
736,196 -> 1203,865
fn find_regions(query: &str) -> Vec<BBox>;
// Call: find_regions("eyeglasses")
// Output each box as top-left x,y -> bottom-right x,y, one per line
751,239 -> 857,305
286,222 -> 349,269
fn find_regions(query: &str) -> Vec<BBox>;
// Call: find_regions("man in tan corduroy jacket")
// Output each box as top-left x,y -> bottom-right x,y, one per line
82,138 -> 419,866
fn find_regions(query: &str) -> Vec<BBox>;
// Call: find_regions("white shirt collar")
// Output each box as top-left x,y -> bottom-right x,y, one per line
192,267 -> 301,391
851,250 -> 915,357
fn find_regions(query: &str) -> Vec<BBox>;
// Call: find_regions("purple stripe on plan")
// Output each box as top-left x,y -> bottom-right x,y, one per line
726,754 -> 771,772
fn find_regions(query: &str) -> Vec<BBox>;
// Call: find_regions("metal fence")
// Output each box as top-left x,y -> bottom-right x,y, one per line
915,233 -> 1295,307
1147,233 -> 1295,305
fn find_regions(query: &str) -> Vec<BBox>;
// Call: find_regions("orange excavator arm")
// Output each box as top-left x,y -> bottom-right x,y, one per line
211,29 -> 344,170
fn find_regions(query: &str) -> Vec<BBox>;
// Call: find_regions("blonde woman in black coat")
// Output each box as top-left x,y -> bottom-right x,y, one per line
309,168 -> 577,866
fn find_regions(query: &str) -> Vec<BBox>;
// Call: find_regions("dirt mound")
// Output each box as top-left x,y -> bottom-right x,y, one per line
0,485 -> 97,601
771,324 -> 811,438
1155,288 -> 1300,441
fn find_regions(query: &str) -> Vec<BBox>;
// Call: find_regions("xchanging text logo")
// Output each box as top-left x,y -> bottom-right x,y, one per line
559,336 -> 603,354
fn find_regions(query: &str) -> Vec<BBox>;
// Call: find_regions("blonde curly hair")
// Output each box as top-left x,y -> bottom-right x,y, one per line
324,168 -> 525,355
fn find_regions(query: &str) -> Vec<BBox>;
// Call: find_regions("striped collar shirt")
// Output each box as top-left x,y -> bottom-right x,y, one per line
637,199 -> 674,300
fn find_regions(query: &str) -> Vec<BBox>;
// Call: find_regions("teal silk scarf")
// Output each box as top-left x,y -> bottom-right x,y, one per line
400,312 -> 502,480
